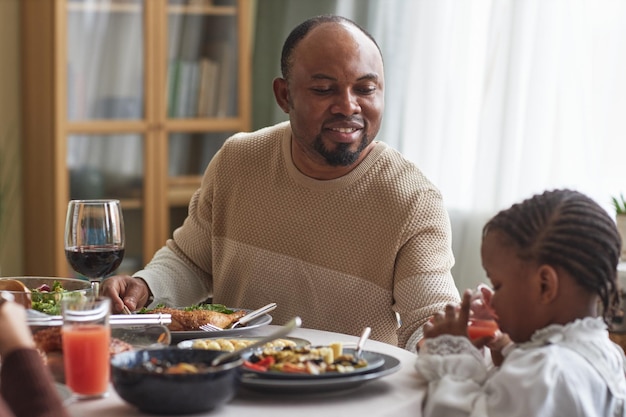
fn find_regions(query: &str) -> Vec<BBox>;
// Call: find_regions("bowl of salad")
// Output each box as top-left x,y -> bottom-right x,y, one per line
0,276 -> 92,314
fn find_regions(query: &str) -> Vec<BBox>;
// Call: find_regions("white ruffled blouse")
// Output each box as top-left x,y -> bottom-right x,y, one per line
415,317 -> 626,417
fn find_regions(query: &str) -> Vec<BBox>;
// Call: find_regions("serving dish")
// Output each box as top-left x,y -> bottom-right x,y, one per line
239,352 -> 401,394
110,347 -> 243,414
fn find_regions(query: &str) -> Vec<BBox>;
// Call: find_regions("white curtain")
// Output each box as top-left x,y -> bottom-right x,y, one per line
348,0 -> 626,290
253,0 -> 626,291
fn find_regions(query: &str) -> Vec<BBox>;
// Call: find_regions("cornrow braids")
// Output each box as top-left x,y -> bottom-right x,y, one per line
483,189 -> 622,324
280,15 -> 382,80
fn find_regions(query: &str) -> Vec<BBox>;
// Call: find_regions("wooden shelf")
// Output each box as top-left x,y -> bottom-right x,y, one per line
67,1 -> 238,16
20,0 -> 251,276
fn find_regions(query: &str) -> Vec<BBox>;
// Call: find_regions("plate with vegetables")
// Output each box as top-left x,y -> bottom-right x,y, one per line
240,344 -> 385,380
239,350 -> 400,394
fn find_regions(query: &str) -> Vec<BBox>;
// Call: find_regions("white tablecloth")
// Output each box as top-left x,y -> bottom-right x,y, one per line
67,325 -> 425,417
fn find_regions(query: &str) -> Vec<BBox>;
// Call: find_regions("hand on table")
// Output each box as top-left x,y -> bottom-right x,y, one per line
102,275 -> 152,314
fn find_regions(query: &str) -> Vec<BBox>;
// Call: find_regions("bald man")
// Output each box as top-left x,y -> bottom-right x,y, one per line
103,15 -> 459,352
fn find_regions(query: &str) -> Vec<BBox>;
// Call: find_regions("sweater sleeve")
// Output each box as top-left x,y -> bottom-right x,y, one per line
134,244 -> 212,308
394,188 -> 460,350
134,155 -> 217,307
1,348 -> 70,417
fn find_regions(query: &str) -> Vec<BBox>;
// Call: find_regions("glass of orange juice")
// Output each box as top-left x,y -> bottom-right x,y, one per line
467,318 -> 499,340
62,296 -> 111,399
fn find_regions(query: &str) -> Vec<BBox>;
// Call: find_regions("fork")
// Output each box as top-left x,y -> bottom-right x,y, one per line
199,302 -> 277,332
199,322 -> 222,331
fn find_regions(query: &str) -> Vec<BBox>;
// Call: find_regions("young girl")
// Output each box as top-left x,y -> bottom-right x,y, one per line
415,189 -> 626,417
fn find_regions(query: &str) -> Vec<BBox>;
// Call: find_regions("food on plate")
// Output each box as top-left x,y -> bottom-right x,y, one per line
31,281 -> 82,315
140,357 -> 211,375
32,326 -> 133,384
0,279 -> 31,292
244,342 -> 369,375
32,327 -> 64,353
32,326 -> 133,356
10,280 -> 87,315
141,304 -> 247,331
191,338 -> 298,352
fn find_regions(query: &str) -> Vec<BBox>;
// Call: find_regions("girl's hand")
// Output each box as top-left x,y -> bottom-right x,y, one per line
470,284 -> 498,320
423,290 -> 472,339
487,332 -> 513,366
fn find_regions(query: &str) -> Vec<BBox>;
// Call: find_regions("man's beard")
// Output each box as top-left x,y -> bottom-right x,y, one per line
313,133 -> 370,167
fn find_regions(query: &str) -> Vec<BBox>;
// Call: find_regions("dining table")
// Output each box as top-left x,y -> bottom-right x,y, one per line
65,325 -> 426,417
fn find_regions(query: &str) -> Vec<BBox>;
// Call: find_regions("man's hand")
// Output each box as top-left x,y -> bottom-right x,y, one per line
101,275 -> 151,314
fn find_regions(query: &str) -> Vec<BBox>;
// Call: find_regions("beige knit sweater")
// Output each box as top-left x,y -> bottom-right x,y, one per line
137,121 -> 460,350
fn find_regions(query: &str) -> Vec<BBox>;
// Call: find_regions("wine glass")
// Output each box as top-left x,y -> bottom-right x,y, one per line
64,199 -> 125,296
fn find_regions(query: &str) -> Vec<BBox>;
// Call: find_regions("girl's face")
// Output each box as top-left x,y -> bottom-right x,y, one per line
481,230 -> 544,343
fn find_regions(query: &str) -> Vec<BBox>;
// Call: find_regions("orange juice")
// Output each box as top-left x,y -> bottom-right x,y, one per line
467,318 -> 499,340
62,324 -> 111,396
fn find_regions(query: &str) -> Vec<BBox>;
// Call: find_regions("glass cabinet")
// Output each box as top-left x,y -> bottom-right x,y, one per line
21,0 -> 251,277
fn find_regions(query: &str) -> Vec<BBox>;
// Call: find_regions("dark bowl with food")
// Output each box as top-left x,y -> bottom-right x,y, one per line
110,348 -> 243,415
0,276 -> 92,313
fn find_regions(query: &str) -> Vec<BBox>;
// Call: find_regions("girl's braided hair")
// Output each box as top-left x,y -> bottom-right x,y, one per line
483,189 -> 622,323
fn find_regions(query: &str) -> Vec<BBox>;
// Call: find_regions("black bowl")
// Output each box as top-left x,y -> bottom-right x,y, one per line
110,348 -> 242,415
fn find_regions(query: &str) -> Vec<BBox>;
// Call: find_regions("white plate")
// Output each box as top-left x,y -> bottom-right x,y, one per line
239,352 -> 401,394
177,335 -> 311,350
169,310 -> 273,343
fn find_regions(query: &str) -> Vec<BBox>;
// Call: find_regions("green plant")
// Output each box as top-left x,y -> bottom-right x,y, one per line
612,193 -> 626,215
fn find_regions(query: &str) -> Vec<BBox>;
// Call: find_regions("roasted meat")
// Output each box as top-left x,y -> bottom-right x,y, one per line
149,307 -> 247,331
33,326 -> 133,355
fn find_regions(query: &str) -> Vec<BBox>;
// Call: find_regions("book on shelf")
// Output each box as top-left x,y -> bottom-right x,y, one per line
173,60 -> 201,118
215,41 -> 234,118
196,58 -> 219,117
202,40 -> 235,118
166,28 -> 238,118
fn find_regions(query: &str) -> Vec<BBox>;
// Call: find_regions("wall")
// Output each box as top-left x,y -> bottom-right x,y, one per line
0,0 -> 24,276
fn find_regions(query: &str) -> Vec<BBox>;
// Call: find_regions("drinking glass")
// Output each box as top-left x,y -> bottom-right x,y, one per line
62,297 -> 111,399
64,199 -> 125,296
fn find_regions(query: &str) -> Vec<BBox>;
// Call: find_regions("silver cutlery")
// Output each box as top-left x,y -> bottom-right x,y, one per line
199,322 -> 223,331
199,302 -> 277,332
355,326 -> 371,359
27,312 -> 172,327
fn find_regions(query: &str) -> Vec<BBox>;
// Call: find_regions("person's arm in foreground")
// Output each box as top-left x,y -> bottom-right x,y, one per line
0,292 -> 71,417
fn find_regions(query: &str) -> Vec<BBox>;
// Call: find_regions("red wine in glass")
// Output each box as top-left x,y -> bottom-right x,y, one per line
65,199 -> 125,296
65,245 -> 125,279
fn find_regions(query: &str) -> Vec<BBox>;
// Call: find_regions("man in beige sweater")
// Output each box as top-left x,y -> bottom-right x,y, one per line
103,15 -> 460,351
